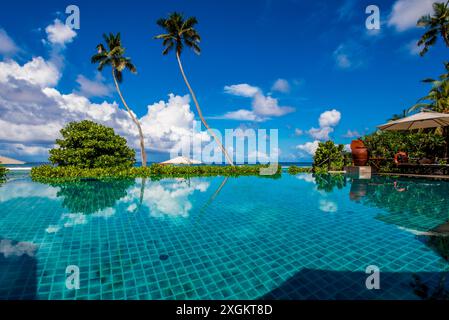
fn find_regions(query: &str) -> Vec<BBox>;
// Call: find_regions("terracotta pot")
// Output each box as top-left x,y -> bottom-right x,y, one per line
350,140 -> 368,166
352,147 -> 369,166
350,139 -> 365,149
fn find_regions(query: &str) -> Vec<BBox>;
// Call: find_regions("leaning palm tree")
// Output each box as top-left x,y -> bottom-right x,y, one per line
154,13 -> 234,166
91,33 -> 147,167
409,79 -> 449,113
417,1 -> 449,56
409,62 -> 449,114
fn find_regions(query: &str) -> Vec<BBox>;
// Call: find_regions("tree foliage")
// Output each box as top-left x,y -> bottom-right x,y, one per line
49,120 -> 136,169
91,33 -> 137,82
409,62 -> 449,113
0,165 -> 6,184
363,130 -> 445,161
155,12 -> 201,56
313,141 -> 346,172
417,1 -> 449,56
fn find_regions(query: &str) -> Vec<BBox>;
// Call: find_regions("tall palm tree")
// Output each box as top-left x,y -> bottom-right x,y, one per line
154,13 -> 234,166
409,62 -> 449,114
417,1 -> 449,56
91,33 -> 148,167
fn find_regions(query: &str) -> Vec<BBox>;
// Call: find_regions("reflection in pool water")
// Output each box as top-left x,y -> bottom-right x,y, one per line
348,176 -> 449,234
120,178 -> 210,218
0,173 -> 449,299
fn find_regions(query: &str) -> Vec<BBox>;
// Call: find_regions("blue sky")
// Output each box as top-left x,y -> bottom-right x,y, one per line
0,0 -> 447,162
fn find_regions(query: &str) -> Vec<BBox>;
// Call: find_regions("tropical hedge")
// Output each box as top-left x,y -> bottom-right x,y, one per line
287,165 -> 312,174
31,164 -> 282,182
0,165 -> 6,183
362,130 -> 446,172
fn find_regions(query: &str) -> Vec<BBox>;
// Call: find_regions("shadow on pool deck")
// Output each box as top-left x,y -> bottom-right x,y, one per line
0,237 -> 38,300
260,268 -> 449,300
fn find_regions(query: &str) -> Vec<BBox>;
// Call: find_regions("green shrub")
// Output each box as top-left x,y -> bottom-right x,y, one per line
313,141 -> 345,172
287,165 -> 312,174
31,164 -> 282,182
0,165 -> 7,183
49,120 -> 136,168
363,130 -> 445,161
362,130 -> 445,172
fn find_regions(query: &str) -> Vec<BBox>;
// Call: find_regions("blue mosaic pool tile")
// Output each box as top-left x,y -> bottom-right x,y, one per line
1,174 -> 449,299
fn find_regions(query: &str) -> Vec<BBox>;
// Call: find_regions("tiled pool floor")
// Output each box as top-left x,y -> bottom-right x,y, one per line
0,173 -> 448,299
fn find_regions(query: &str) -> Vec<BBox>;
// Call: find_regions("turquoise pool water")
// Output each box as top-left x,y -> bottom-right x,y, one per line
0,173 -> 449,300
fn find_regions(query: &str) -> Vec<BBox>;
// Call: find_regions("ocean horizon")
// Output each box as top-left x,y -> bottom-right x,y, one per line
3,161 -> 313,169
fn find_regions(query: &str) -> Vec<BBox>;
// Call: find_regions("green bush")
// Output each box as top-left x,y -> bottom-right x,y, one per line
0,165 -> 7,183
313,141 -> 345,172
287,165 -> 312,174
31,164 -> 282,182
49,120 -> 136,169
363,130 -> 445,160
362,130 -> 445,172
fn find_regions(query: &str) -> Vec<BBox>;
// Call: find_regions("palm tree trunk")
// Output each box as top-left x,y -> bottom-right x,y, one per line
112,69 -> 147,167
176,52 -> 234,166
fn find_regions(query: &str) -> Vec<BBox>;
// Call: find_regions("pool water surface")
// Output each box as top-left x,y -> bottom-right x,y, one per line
0,173 -> 448,300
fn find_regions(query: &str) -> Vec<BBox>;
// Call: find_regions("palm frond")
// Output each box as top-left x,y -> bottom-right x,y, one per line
91,32 -> 135,81
155,12 -> 202,57
417,1 -> 449,55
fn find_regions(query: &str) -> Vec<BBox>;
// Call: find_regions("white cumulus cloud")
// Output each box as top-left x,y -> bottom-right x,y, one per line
308,126 -> 334,140
224,84 -> 260,97
388,0 -> 436,32
294,128 -> 304,136
319,109 -> 341,127
0,29 -> 19,55
75,73 -> 113,98
220,109 -> 265,122
342,129 -> 361,138
45,19 -> 77,46
271,78 -> 290,93
0,57 -> 61,88
0,53 -> 208,158
296,140 -> 320,156
295,109 -> 342,158
219,82 -> 295,121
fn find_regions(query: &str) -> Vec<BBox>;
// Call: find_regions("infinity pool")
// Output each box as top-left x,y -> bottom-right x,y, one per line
0,173 -> 449,300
